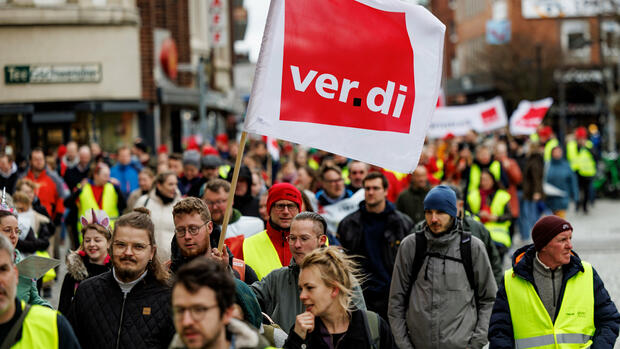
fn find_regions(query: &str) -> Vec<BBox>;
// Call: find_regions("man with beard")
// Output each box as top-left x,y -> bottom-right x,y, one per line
67,208 -> 175,349
169,197 -> 258,284
241,183 -> 302,280
338,172 -> 413,321
168,258 -> 273,349
0,234 -> 80,348
389,186 -> 497,349
23,147 -> 68,224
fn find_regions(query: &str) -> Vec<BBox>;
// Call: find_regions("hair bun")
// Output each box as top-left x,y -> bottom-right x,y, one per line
133,207 -> 151,216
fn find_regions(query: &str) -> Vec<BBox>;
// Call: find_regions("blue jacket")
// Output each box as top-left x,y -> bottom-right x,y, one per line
488,244 -> 620,348
110,163 -> 140,196
544,159 -> 578,211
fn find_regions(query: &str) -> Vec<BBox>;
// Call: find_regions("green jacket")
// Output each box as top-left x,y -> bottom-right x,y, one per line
396,186 -> 430,225
15,249 -> 52,308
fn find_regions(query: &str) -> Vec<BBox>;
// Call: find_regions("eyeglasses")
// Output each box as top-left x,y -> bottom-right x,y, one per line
1,227 -> 21,237
172,304 -> 218,322
112,241 -> 150,253
287,234 -> 320,245
205,199 -> 227,207
174,222 -> 208,237
272,203 -> 299,212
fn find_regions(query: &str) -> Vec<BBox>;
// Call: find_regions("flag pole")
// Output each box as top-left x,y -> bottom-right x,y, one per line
218,131 -> 248,251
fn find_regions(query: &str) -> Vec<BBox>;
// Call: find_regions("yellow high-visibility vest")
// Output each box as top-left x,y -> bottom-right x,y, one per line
13,301 -> 59,349
566,140 -> 579,171
576,147 -> 596,178
467,161 -> 501,194
544,138 -> 559,162
467,189 -> 512,247
242,230 -> 282,280
77,183 -> 119,235
505,261 -> 595,348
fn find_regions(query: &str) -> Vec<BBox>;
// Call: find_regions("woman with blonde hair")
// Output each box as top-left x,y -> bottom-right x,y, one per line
285,246 -> 394,349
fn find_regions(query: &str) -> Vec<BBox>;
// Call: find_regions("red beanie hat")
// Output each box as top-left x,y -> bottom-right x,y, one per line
266,183 -> 302,216
532,215 -> 573,252
575,127 -> 588,140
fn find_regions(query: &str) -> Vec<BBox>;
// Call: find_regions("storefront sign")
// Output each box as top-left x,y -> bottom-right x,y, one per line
4,64 -> 102,84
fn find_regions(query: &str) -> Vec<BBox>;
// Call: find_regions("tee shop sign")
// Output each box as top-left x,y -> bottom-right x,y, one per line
244,0 -> 445,173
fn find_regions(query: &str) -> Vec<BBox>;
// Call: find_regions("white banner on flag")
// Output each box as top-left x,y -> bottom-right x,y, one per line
509,97 -> 553,135
243,0 -> 445,173
427,96 -> 508,138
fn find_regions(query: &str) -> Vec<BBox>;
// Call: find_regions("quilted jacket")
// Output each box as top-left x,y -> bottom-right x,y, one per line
67,270 -> 175,349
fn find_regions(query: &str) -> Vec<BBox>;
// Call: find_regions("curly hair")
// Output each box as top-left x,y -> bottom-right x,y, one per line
172,197 -> 211,223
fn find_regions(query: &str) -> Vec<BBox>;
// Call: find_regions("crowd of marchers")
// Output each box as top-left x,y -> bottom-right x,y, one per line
0,124 -> 618,349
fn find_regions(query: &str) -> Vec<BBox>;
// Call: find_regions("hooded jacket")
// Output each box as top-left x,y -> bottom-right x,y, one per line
229,165 -> 260,218
544,158 -> 579,211
251,258 -> 367,334
396,185 -> 430,225
388,220 -> 497,349
58,250 -> 111,315
488,244 -> 620,348
168,318 -> 273,349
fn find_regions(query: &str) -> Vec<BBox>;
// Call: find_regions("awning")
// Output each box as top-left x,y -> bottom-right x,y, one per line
0,104 -> 34,115
32,111 -> 76,123
74,101 -> 148,113
158,85 -> 245,114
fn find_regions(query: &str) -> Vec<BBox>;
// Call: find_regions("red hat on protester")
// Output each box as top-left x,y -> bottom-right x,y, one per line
157,144 -> 169,154
57,144 -> 67,158
266,183 -> 302,216
532,216 -> 573,252
539,126 -> 552,140
575,127 -> 588,140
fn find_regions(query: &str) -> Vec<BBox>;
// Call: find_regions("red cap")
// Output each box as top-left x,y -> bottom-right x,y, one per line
539,126 -> 552,140
575,127 -> 588,140
202,145 -> 218,156
266,183 -> 302,216
57,144 -> 67,158
443,132 -> 455,141
157,144 -> 169,154
216,134 -> 229,144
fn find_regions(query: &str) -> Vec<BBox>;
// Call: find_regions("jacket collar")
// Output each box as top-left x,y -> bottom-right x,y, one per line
511,244 -> 584,284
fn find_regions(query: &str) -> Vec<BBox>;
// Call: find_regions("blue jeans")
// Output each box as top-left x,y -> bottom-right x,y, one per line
519,198 -> 539,241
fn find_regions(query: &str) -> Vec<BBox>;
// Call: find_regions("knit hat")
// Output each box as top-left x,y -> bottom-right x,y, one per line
267,183 -> 302,215
575,126 -> 588,140
532,215 -> 573,252
182,150 -> 201,168
201,155 -> 222,169
423,185 -> 457,218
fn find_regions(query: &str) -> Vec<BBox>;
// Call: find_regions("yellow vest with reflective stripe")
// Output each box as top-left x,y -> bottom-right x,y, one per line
467,189 -> 512,247
242,230 -> 282,280
219,165 -> 231,179
467,161 -> 501,193
13,301 -> 59,349
433,159 -> 444,181
544,138 -> 559,162
566,141 -> 579,171
505,261 -> 595,349
577,147 -> 596,178
77,183 -> 119,236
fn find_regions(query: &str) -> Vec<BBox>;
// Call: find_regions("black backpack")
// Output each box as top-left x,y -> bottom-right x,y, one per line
408,229 -> 479,307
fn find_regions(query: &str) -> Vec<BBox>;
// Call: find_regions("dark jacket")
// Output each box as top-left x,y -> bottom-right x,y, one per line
283,308 -> 395,349
58,251 -> 111,315
64,163 -> 91,192
0,162 -> 19,194
488,244 -> 620,348
229,165 -> 260,218
337,201 -> 413,319
396,185 -> 430,225
523,153 -> 544,200
66,271 -> 175,349
177,175 -> 206,198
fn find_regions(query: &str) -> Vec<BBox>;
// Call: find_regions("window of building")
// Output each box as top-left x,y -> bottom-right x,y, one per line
561,20 -> 591,64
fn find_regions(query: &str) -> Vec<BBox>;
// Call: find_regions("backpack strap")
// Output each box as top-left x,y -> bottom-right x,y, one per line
0,304 -> 31,349
362,310 -> 380,349
407,232 -> 427,297
460,231 -> 479,309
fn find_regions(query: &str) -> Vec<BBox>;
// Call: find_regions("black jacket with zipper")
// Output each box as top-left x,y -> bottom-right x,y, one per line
66,270 -> 174,349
